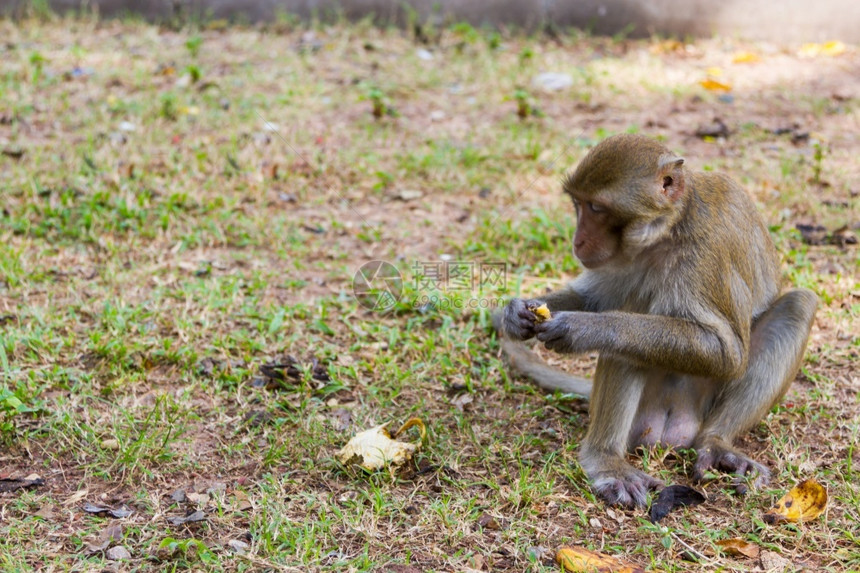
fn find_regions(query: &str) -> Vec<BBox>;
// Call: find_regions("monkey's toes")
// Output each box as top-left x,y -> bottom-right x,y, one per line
693,445 -> 771,487
592,471 -> 662,508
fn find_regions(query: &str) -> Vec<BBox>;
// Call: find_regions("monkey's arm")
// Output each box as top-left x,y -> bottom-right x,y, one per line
535,311 -> 748,380
539,285 -> 589,312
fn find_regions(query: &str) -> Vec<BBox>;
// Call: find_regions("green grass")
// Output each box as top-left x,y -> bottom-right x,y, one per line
0,13 -> 858,572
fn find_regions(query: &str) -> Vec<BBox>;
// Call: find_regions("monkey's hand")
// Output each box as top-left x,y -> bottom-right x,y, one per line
498,298 -> 546,341
534,312 -> 596,354
693,437 -> 771,490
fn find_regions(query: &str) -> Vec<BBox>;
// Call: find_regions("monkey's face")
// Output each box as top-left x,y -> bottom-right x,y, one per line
571,198 -> 623,268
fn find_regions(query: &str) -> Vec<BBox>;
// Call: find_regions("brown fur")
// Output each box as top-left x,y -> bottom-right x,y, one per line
496,134 -> 817,507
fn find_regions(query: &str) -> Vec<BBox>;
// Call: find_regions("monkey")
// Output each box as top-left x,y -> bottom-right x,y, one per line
495,134 -> 817,507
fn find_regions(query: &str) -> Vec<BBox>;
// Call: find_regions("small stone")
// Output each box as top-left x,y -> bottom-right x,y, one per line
532,72 -> 573,91
589,517 -> 602,529
227,539 -> 249,555
760,550 -> 791,571
106,546 -> 131,561
416,49 -> 434,61
397,189 -> 423,201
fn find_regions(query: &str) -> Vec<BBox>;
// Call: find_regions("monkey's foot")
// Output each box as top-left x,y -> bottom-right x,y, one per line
693,439 -> 770,488
586,462 -> 663,508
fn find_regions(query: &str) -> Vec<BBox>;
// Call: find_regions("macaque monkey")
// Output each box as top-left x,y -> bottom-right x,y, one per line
495,134 -> 817,507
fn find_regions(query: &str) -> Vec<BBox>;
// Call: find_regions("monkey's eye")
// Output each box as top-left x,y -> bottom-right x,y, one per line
587,202 -> 605,214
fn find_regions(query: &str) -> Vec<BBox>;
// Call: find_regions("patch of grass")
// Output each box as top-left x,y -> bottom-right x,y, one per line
0,14 -> 857,573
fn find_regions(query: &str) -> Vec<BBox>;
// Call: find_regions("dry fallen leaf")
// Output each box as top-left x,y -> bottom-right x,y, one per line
337,418 -> 426,471
556,546 -> 644,573
699,78 -> 732,92
0,475 -> 44,493
799,41 -> 847,57
731,51 -> 761,64
762,479 -> 827,524
649,39 -> 684,54
716,538 -> 760,559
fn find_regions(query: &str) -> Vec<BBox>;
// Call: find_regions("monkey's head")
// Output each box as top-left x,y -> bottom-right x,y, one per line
562,134 -> 686,269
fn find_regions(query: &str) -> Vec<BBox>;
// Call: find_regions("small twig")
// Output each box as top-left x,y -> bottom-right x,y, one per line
671,532 -> 715,565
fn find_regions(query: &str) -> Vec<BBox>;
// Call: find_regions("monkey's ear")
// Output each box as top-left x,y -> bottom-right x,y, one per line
658,156 -> 685,201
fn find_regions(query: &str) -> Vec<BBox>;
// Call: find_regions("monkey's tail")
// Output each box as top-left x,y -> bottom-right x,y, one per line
500,338 -> 593,398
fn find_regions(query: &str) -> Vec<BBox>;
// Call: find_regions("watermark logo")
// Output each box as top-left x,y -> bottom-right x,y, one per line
352,259 -> 507,312
352,260 -> 403,311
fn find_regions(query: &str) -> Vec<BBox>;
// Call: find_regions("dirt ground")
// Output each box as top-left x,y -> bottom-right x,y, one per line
0,15 -> 858,573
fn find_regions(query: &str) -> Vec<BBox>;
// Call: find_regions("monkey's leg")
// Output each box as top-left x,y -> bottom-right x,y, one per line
693,289 -> 818,482
579,358 -> 663,507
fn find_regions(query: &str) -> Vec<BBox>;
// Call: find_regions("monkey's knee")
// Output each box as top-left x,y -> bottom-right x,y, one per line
772,288 -> 818,328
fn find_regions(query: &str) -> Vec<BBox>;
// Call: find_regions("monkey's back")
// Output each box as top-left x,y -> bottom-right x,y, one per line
683,171 -> 782,320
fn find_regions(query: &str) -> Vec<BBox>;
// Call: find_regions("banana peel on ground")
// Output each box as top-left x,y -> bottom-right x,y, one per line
337,418 -> 426,472
762,479 -> 827,524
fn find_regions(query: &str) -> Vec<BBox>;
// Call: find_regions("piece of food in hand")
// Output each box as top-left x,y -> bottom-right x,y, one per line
527,303 -> 552,322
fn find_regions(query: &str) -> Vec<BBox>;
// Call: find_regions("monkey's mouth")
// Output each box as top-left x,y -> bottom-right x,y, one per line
576,253 -> 611,269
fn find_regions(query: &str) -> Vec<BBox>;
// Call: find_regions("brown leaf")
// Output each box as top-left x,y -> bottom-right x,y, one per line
233,491 -> 253,511
1,147 -> 24,160
477,512 -> 502,530
695,118 -> 729,139
796,224 -> 828,246
330,408 -> 353,432
34,505 -> 56,520
830,225 -> 858,247
85,523 -> 123,554
259,355 -> 330,388
168,510 -> 206,525
451,392 -> 474,412
262,161 -> 279,180
82,503 -> 133,518
118,162 -> 135,179
716,538 -> 760,559
0,476 -> 44,493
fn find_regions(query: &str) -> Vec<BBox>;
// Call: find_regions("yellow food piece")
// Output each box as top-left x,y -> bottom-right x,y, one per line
556,546 -> 644,573
762,479 -> 827,524
527,303 -> 552,322
337,418 -> 426,471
